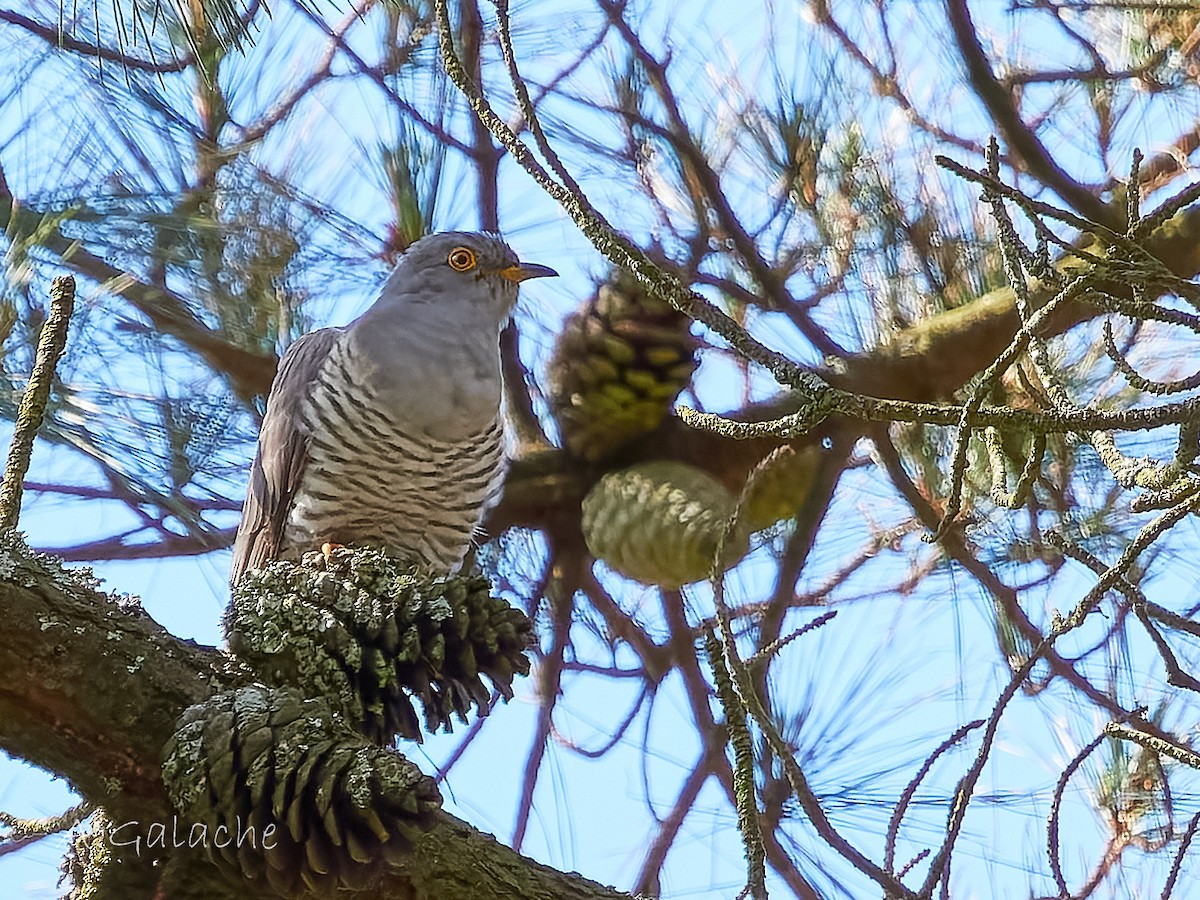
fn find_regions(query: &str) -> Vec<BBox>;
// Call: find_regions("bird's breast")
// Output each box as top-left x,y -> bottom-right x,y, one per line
288,342 -> 508,572
343,329 -> 502,442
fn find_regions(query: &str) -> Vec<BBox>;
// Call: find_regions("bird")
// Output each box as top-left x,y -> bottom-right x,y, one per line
229,231 -> 556,585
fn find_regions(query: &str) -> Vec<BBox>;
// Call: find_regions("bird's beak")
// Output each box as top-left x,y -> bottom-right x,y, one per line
498,262 -> 558,283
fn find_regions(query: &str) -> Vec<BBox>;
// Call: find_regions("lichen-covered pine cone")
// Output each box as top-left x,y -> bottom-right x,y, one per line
161,684 -> 442,898
581,460 -> 750,588
547,265 -> 698,462
225,547 -> 535,743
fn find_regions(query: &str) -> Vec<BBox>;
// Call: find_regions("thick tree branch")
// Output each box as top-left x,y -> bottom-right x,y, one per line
0,531 -> 632,898
0,535 -> 216,820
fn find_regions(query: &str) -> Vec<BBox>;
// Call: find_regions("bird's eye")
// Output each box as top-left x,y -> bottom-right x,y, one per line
447,247 -> 477,272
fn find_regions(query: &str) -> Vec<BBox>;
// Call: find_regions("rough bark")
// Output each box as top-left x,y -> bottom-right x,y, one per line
0,532 -> 630,899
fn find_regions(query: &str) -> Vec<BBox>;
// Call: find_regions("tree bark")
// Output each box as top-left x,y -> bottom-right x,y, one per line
0,532 -> 630,899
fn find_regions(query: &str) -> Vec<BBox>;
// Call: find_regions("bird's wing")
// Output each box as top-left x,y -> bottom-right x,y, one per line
230,328 -> 341,585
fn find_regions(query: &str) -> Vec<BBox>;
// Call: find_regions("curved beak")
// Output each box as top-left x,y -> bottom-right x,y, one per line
498,262 -> 558,283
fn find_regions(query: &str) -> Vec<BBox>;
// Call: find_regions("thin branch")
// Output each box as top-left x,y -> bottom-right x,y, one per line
43,525 -> 235,561
232,0 -> 373,147
597,0 -> 845,359
22,481 -> 240,510
885,719 -> 984,875
1048,532 -> 1200,693
494,0 -> 589,206
1047,726 -> 1118,897
916,491 -> 1200,891
433,693 -> 498,785
633,743 -> 716,895
0,276 -> 75,530
704,626 -> 766,900
681,384 -> 1200,440
1105,722 -> 1200,771
944,0 -> 1115,227
0,185 -> 277,400
808,0 -> 992,161
0,9 -> 189,72
511,542 -> 576,850
436,0 -> 824,396
703,455 -> 918,898
1162,812 -> 1200,900
0,800 -> 91,842
289,1 -> 471,154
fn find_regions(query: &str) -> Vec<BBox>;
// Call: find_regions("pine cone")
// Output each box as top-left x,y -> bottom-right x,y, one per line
161,684 -> 441,897
226,548 -> 535,742
739,443 -> 823,532
581,460 -> 750,587
547,266 -> 698,462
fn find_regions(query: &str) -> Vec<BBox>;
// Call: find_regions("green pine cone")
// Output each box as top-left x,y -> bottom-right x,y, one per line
226,548 -> 534,742
581,461 -> 750,587
548,266 -> 698,462
739,443 -> 823,532
161,684 -> 441,898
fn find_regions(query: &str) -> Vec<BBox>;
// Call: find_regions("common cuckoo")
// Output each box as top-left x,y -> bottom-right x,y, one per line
230,231 -> 556,585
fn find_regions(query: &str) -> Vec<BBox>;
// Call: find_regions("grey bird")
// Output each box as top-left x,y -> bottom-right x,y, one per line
230,231 -> 556,585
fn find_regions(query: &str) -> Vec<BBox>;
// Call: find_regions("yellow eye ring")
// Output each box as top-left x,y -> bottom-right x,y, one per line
447,247 -> 477,272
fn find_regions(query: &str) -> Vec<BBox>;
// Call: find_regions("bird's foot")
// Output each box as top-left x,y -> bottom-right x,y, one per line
321,542 -> 347,568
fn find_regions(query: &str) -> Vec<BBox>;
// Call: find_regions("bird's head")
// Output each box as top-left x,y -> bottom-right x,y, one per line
387,231 -> 557,322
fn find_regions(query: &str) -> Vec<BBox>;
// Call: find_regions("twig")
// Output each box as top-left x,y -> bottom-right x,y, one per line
913,495 -> 1195,896
1162,812 -> 1200,900
918,645 -> 1047,897
703,626 -> 766,900
0,9 -> 189,72
703,453 -> 916,898
634,741 -> 721,895
1047,726 -> 1123,897
435,0 -> 819,396
680,385 -> 1200,439
744,610 -> 836,669
1045,531 -> 1200,691
493,0 -> 590,210
944,0 -> 1115,228
1105,723 -> 1200,771
985,427 -> 1046,509
703,449 -> 770,900
509,541 -> 570,850
1103,320 -> 1200,395
0,800 -> 91,847
0,276 -> 75,530
885,719 -> 984,874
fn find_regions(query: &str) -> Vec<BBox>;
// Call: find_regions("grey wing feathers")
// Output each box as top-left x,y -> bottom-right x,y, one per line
229,328 -> 341,585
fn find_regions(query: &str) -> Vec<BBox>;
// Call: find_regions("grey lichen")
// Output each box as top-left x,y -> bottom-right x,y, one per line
61,809 -> 112,900
0,529 -> 102,593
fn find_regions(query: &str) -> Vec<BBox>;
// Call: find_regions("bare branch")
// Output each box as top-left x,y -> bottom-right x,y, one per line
0,9 -> 189,72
